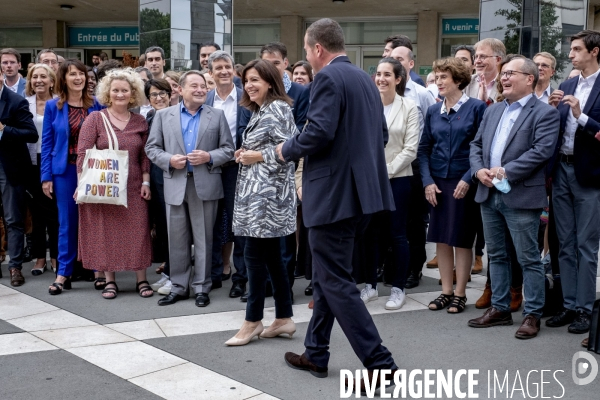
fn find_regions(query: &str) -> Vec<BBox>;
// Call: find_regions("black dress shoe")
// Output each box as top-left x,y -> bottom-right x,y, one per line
158,292 -> 189,306
195,292 -> 210,307
212,280 -> 223,290
304,282 -> 313,296
568,311 -> 591,334
240,292 -> 248,302
404,271 -> 422,289
546,308 -> 577,327
221,270 -> 232,281
229,282 -> 246,298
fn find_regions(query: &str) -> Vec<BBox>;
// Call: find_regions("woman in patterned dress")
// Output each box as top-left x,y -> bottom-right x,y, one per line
225,59 -> 297,346
76,68 -> 153,300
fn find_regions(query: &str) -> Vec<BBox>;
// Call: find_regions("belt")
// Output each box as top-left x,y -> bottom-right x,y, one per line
559,153 -> 575,164
221,160 -> 237,168
186,171 -> 194,177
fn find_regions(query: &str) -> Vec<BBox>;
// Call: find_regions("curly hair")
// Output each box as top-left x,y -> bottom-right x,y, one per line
432,57 -> 472,90
95,67 -> 146,108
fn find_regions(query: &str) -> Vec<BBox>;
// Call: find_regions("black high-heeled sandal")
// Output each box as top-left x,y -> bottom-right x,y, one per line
49,277 -> 71,295
428,293 -> 454,310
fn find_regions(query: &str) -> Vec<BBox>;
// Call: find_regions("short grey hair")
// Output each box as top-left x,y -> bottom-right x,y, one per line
207,51 -> 234,71
533,51 -> 557,70
36,49 -> 57,63
134,67 -> 151,78
179,70 -> 207,87
519,58 -> 539,88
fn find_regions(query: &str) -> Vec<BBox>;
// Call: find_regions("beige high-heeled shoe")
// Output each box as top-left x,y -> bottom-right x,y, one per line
260,321 -> 296,339
224,322 -> 264,346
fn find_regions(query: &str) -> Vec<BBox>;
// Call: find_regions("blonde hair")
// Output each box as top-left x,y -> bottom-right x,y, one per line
25,63 -> 56,97
165,70 -> 181,83
95,67 -> 145,108
474,38 -> 506,57
533,51 -> 557,70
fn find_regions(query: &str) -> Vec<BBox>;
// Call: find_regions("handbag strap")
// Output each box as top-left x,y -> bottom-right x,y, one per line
99,111 -> 120,151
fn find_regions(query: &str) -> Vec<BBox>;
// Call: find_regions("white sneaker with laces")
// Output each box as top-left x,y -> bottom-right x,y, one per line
385,287 -> 406,310
151,273 -> 169,291
360,284 -> 378,304
157,280 -> 172,295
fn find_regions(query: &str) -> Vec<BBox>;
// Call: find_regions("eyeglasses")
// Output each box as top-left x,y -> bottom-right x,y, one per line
474,54 -> 498,61
535,62 -> 552,70
149,91 -> 168,99
500,70 -> 532,78
42,60 -> 58,65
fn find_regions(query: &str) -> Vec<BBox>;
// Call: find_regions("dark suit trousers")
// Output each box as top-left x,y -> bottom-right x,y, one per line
407,161 -> 427,275
0,164 -> 26,270
304,214 -> 396,370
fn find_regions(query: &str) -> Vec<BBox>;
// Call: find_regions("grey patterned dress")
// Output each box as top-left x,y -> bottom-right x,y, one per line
232,100 -> 298,238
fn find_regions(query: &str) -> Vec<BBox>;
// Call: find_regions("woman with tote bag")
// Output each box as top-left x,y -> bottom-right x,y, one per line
76,68 -> 153,300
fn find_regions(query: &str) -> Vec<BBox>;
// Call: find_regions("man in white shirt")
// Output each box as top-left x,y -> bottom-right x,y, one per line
389,45 -> 435,288
205,51 -> 251,300
464,39 -> 506,105
0,48 -> 26,97
533,52 -> 556,104
546,30 -> 600,336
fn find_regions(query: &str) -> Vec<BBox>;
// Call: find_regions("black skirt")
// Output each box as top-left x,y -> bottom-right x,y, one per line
426,177 -> 477,249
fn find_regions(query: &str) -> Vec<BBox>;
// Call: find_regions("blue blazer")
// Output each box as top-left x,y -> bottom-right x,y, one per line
549,76 -> 600,187
0,87 -> 38,184
287,82 -> 309,133
40,97 -> 104,182
16,78 -> 26,97
281,56 -> 394,228
205,87 -> 251,150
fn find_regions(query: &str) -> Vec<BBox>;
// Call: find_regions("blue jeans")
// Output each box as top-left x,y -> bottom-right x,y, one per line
481,190 -> 545,318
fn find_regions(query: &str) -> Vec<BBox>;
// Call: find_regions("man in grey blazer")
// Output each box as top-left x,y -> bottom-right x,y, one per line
146,70 -> 234,307
468,56 -> 559,339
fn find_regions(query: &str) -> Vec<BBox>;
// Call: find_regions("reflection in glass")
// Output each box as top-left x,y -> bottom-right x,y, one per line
480,0 -> 588,80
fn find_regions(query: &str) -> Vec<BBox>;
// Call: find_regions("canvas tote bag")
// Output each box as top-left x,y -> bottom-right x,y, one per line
76,112 -> 129,207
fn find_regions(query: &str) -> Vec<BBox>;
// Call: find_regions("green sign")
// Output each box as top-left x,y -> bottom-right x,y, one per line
419,66 -> 433,76
69,27 -> 139,47
442,18 -> 479,35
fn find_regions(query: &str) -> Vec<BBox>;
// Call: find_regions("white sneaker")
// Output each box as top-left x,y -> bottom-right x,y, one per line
360,284 -> 378,304
151,273 -> 169,291
157,280 -> 172,295
385,287 -> 406,310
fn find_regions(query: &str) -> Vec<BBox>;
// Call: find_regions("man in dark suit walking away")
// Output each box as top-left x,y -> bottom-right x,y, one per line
276,18 -> 397,392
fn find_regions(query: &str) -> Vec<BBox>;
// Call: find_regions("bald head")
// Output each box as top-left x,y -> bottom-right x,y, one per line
390,46 -> 414,79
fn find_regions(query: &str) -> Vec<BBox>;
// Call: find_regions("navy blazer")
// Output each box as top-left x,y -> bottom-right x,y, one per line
418,98 -> 487,187
205,86 -> 251,150
281,56 -> 394,228
287,81 -> 309,133
40,97 -> 104,182
549,75 -> 600,187
0,87 -> 38,184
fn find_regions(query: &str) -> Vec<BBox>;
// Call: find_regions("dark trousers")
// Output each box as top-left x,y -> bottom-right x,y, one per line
407,162 -> 427,275
212,163 -> 247,284
296,205 -> 312,279
28,159 -> 59,260
0,164 -> 26,270
304,214 -> 396,370
474,203 -> 485,256
244,236 -> 293,322
280,232 -> 296,289
150,163 -> 169,275
388,177 -> 411,289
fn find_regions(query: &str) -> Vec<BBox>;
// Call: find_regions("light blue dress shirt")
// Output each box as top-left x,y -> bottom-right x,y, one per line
180,102 -> 202,172
490,93 -> 533,168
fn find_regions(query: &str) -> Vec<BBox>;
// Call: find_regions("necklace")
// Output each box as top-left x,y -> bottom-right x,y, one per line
108,109 -> 131,123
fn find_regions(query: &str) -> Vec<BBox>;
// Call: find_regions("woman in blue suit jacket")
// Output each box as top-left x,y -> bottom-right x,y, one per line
41,59 -> 103,295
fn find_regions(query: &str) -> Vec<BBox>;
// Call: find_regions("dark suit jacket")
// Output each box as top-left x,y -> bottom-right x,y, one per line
549,75 -> 600,187
40,97 -> 104,182
281,56 -> 395,228
205,86 -> 251,150
0,87 -> 38,184
469,95 -> 559,209
287,82 -> 309,133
